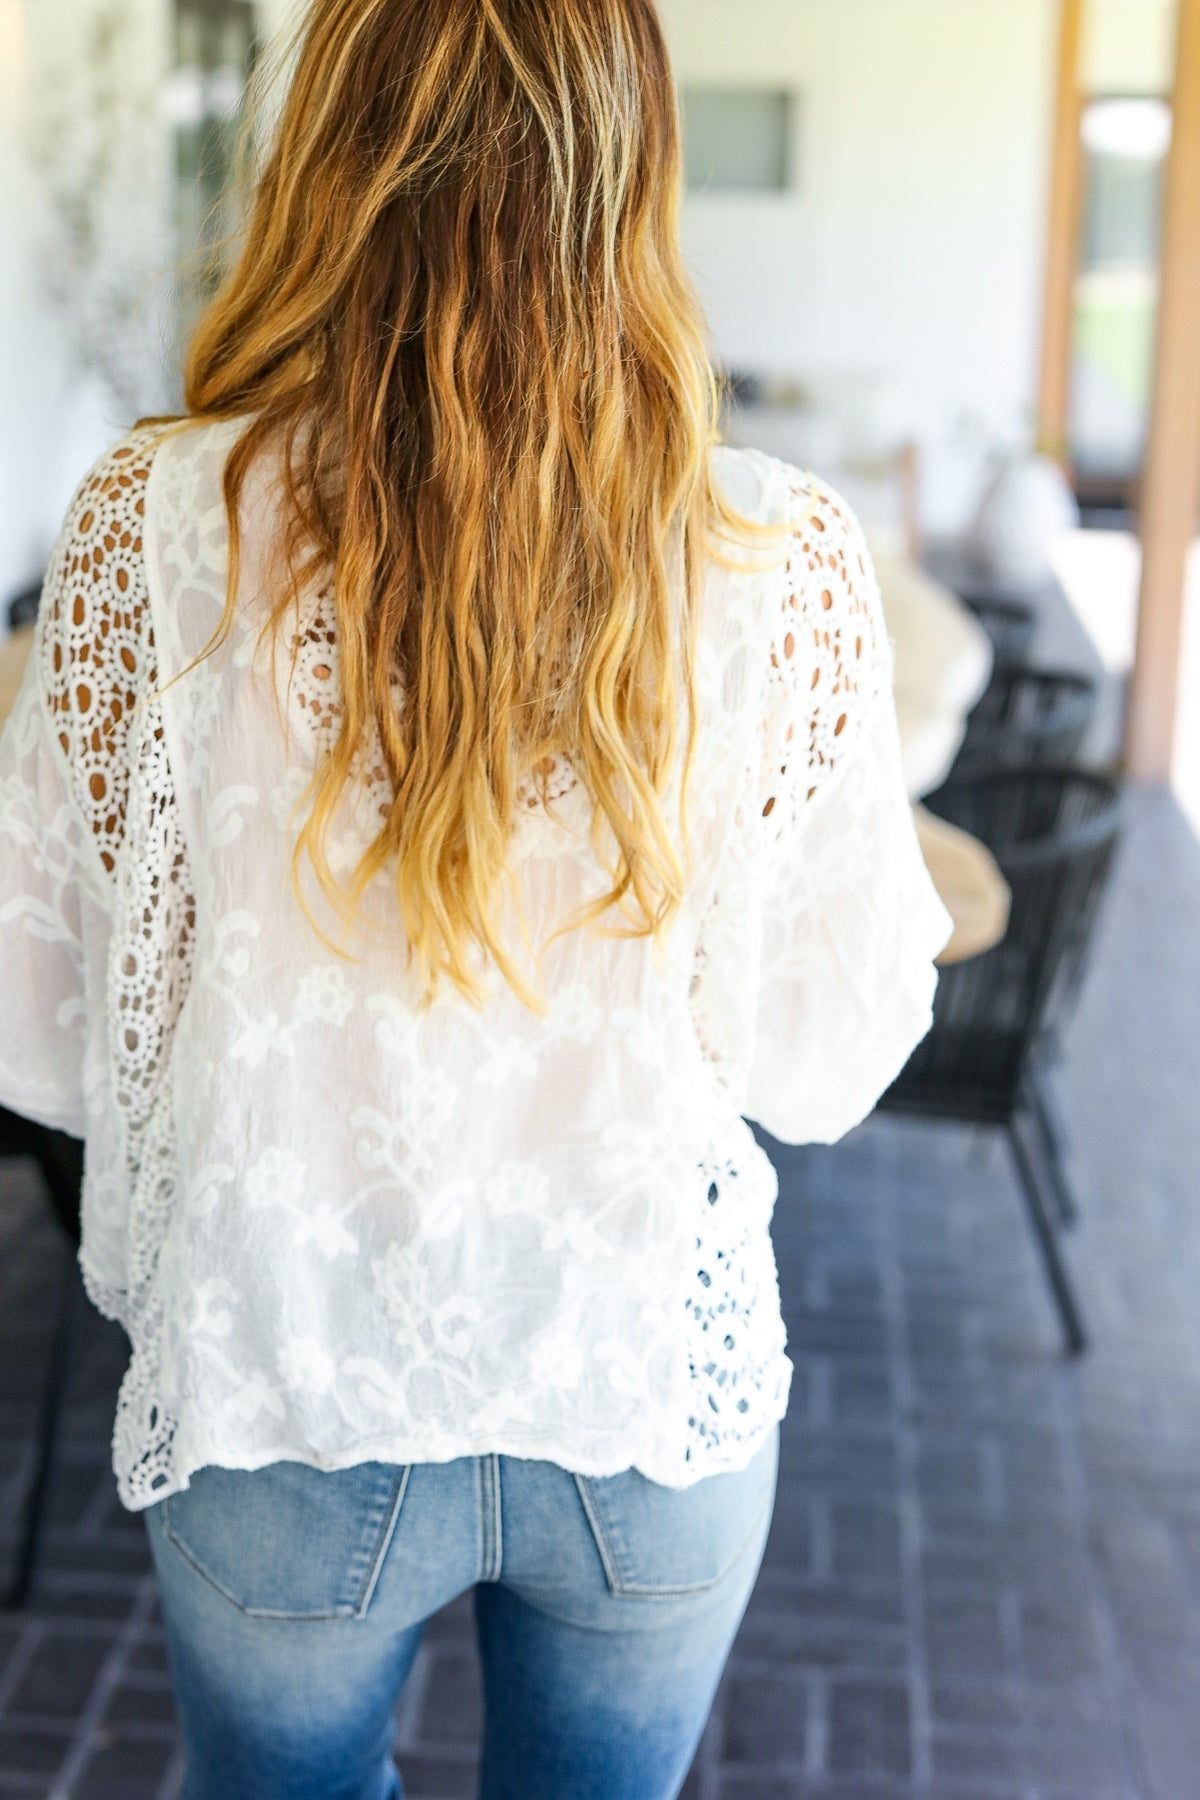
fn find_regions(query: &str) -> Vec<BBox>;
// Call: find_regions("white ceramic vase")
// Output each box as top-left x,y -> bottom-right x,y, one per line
966,451 -> 1080,591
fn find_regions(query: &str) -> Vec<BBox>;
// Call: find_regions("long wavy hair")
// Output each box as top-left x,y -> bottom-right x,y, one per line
183,0 -> 755,1006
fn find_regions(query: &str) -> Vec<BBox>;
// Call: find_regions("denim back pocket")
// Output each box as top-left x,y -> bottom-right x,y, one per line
160,1458 -> 411,1620
573,1425 -> 779,1598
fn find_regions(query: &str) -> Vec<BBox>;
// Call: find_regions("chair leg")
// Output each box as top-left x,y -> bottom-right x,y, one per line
1027,1072 -> 1078,1229
3,1252 -> 80,1610
34,1130 -> 84,1245
1006,1111 -> 1087,1357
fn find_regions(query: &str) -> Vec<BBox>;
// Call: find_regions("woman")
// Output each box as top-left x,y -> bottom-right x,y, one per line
0,2 -> 952,1796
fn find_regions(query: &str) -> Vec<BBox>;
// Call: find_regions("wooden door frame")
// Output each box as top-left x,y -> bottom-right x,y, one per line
1125,0 -> 1200,782
1036,0 -> 1087,465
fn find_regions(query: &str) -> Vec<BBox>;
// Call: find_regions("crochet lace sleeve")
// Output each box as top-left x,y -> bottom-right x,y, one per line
0,632 -> 98,1133
743,473 -> 954,1145
0,427 -> 191,1139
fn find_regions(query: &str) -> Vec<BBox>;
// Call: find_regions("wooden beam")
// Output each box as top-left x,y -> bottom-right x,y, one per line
1125,0 -> 1200,782
1036,0 -> 1086,461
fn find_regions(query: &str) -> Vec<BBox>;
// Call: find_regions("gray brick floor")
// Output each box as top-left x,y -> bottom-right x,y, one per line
1,786 -> 1197,1799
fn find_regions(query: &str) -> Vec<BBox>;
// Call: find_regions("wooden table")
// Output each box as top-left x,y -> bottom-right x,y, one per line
0,626 -> 34,733
874,548 -> 995,801
871,548 -> 1011,966
914,804 -> 1011,966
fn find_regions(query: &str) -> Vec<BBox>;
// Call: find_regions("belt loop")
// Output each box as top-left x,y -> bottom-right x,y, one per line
490,1453 -> 503,1581
476,1453 -> 503,1581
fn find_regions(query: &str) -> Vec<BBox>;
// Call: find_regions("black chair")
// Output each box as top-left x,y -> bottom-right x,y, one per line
7,582 -> 42,632
880,768 -> 1125,1356
1014,750 -> 1121,1234
960,594 -> 1037,669
0,1111 -> 84,1610
951,666 -> 1100,778
938,668 -> 1105,1225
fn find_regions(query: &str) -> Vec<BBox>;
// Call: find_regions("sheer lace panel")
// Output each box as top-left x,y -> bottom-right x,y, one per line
283,582 -> 387,835
37,427 -> 197,1132
759,473 -> 892,831
684,1148 -> 788,1461
289,583 -> 342,751
284,582 -> 583,823
687,466 -> 895,1096
40,432 -> 158,872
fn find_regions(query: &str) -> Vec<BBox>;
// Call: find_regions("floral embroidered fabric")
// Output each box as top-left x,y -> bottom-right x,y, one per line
0,420 -> 952,1508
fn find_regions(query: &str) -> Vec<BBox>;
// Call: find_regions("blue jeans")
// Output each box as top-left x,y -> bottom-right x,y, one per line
143,1427 -> 779,1800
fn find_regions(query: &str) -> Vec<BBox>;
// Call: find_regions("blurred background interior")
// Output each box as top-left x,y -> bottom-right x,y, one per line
1,3 -> 1199,1798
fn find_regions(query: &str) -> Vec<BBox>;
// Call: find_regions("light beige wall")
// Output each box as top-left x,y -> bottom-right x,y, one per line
256,0 -> 301,58
0,0 -> 55,599
2,0 -> 1174,603
659,0 -> 1060,528
1085,0 -> 1177,94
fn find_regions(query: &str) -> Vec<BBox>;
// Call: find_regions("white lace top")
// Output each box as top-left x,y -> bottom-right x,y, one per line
0,420 -> 952,1509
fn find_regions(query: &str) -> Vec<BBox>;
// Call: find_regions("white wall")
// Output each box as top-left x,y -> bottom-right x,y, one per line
1085,0 -> 1177,94
0,0 -> 65,605
0,0 -> 1178,605
660,0 -> 1060,531
257,0 -> 300,47
0,0 -> 173,617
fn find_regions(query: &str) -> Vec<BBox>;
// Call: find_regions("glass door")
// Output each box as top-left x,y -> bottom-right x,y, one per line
1068,96 -> 1171,509
167,0 -> 258,375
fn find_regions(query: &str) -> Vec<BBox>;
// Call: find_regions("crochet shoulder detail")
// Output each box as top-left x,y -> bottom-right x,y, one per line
38,425 -> 171,875
758,464 -> 893,829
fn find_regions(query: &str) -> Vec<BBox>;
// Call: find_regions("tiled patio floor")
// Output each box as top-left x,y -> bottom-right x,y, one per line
1,787 -> 1198,1800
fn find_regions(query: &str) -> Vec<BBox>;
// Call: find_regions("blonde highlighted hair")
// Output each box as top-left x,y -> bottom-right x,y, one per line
182,0 -> 761,1006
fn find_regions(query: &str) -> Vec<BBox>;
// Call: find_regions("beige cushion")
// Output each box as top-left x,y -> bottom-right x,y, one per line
914,804 -> 1011,965
870,542 -> 994,798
